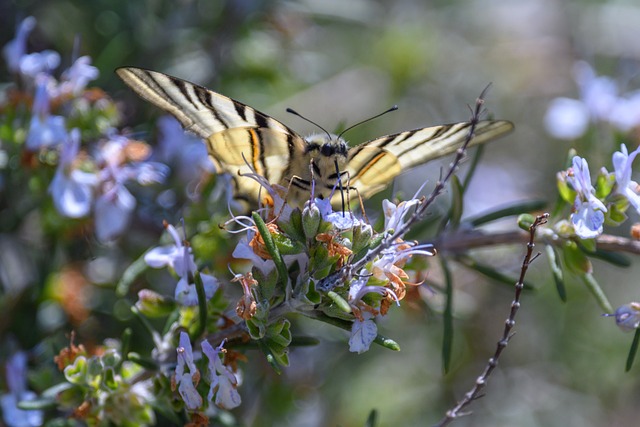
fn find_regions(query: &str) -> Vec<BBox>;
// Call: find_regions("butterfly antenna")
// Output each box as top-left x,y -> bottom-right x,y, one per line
337,105 -> 398,139
286,108 -> 331,140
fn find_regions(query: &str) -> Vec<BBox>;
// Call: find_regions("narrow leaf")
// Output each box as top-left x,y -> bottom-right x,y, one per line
468,199 -> 548,227
625,328 -> 640,371
441,257 -> 453,374
545,245 -> 567,302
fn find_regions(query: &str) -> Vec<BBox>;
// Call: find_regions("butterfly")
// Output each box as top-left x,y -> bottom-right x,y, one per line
116,67 -> 513,207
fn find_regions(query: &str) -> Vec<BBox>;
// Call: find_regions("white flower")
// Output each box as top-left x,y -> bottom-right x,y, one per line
201,340 -> 241,409
145,223 -> 218,306
349,311 -> 377,354
174,332 -> 202,410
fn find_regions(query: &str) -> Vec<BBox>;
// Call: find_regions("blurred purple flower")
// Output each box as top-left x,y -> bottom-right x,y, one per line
19,50 -> 60,79
59,56 -> 99,96
92,134 -> 168,242
94,180 -> 136,242
156,116 -> 214,183
544,98 -> 589,140
25,74 -> 67,151
545,62 -> 640,139
49,129 -> 98,218
3,16 -> 36,73
0,352 -> 43,427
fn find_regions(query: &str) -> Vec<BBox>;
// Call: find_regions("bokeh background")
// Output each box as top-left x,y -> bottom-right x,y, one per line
2,0 -> 640,426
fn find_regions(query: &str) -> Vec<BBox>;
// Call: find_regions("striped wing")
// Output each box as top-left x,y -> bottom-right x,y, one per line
116,67 -> 307,201
346,120 -> 514,198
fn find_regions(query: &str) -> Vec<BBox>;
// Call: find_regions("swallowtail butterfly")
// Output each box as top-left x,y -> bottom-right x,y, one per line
116,67 -> 513,206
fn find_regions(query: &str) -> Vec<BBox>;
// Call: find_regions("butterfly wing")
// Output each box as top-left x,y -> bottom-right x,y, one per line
345,120 -> 514,199
116,67 -> 307,201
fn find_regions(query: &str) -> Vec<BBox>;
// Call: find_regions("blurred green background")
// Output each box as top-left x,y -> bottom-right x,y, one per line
3,0 -> 640,426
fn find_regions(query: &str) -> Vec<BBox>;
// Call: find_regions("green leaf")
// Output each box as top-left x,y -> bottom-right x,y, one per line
115,254 -> 150,297
253,212 -> 288,289
457,255 -> 535,290
469,199 -> 548,227
441,175 -> 464,231
545,245 -> 566,302
626,329 -> 640,372
595,169 -> 615,200
580,273 -> 612,313
364,409 -> 378,427
441,258 -> 453,374
562,241 -> 593,274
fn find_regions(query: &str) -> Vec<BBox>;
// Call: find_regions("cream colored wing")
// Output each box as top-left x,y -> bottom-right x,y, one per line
346,120 -> 513,198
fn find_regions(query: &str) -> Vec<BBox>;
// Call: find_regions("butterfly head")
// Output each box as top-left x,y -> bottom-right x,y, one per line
305,133 -> 349,167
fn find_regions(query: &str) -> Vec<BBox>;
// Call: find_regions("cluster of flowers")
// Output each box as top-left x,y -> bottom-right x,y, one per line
1,17 -> 215,242
124,168 -> 435,420
545,61 -> 640,139
558,145 -> 640,239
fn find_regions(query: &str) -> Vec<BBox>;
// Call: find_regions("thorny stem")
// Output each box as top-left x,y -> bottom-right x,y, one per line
318,87 -> 491,291
432,213 -> 549,427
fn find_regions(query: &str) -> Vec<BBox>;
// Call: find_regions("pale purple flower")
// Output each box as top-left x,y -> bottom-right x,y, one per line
49,129 -> 98,218
612,144 -> 640,213
608,91 -> 640,132
3,16 -> 36,73
174,332 -> 202,410
145,223 -> 218,305
349,311 -> 377,354
0,352 -> 43,427
201,340 -> 241,409
573,61 -> 619,121
25,74 -> 67,150
545,62 -> 640,138
567,156 -> 607,238
59,56 -> 99,96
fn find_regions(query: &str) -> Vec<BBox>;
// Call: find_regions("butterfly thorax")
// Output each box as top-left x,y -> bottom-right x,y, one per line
284,133 -> 349,201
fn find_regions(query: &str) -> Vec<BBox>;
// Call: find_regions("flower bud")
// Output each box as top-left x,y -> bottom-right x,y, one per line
302,202 -> 321,239
352,223 -> 373,254
135,289 -> 176,317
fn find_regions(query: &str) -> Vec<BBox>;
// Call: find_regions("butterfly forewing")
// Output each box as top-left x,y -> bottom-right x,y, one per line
116,67 -> 308,202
